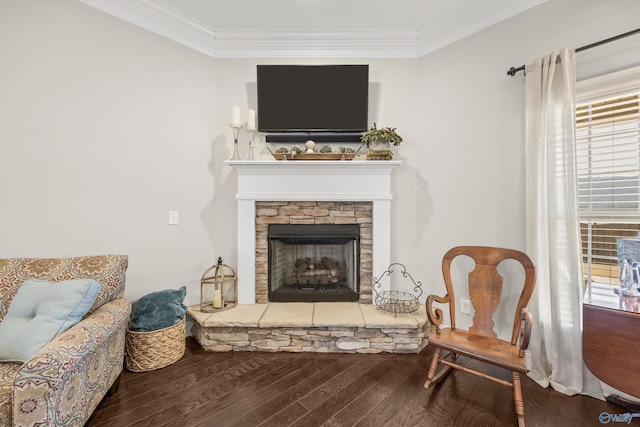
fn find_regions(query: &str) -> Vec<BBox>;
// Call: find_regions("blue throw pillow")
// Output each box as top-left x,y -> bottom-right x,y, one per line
0,278 -> 101,362
129,286 -> 186,332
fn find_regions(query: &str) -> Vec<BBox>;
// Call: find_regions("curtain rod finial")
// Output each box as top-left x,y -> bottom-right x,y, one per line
507,65 -> 525,77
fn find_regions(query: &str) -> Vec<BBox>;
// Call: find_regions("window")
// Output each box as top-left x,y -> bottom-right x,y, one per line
577,68 -> 640,287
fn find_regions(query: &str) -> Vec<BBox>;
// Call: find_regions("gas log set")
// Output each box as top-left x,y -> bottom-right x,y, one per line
294,257 -> 343,288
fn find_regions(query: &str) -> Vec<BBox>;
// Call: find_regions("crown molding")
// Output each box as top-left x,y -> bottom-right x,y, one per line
79,0 -> 546,59
214,29 -> 418,58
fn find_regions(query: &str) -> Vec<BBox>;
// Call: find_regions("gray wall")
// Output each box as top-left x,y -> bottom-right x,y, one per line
1,0 -> 639,336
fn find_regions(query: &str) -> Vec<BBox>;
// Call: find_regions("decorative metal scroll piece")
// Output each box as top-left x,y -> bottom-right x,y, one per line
372,263 -> 423,316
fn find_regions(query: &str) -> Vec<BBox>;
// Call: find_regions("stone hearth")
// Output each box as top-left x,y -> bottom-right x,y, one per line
188,302 -> 433,353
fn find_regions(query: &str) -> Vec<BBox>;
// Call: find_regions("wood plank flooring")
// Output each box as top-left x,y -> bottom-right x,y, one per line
87,337 -> 637,426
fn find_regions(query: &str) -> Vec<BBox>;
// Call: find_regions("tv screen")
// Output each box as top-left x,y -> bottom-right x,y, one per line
257,65 -> 369,133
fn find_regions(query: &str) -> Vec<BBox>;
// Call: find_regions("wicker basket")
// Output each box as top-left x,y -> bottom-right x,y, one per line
125,316 -> 186,372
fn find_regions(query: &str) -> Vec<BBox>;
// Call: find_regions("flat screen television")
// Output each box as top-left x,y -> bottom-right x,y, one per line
257,64 -> 368,134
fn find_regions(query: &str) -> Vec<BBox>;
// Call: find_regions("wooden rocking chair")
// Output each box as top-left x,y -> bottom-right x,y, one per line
424,246 -> 536,427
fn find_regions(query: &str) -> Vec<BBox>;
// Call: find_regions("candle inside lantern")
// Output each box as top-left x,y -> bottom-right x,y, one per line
247,109 -> 256,130
213,289 -> 222,309
231,106 -> 241,127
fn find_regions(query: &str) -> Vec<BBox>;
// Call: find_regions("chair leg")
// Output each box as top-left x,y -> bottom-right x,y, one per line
512,371 -> 525,427
424,348 -> 459,388
424,347 -> 442,388
425,349 -> 459,389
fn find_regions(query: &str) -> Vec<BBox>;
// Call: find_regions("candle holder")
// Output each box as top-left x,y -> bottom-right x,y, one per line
245,126 -> 256,160
200,257 -> 237,313
229,124 -> 241,160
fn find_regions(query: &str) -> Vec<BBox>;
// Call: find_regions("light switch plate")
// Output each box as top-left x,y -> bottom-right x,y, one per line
169,211 -> 179,225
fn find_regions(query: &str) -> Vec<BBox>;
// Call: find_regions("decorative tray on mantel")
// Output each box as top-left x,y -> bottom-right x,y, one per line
271,152 -> 356,161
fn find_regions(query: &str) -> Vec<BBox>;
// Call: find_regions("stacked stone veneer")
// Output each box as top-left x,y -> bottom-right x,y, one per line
192,325 -> 431,353
255,201 -> 373,304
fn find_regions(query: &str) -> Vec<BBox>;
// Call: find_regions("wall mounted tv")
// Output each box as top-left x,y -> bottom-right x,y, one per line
257,65 -> 368,140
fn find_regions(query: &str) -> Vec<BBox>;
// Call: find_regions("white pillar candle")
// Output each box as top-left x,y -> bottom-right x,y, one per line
231,106 -> 241,127
247,109 -> 256,130
213,289 -> 222,309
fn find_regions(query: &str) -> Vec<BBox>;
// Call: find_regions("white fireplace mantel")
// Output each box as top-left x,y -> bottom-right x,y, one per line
224,160 -> 402,304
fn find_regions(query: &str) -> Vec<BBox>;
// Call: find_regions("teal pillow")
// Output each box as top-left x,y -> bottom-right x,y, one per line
0,278 -> 101,362
129,286 -> 186,332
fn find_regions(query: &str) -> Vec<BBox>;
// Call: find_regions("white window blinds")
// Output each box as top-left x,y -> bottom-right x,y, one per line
576,81 -> 640,285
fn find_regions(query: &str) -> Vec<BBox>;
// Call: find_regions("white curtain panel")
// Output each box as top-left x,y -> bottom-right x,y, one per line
524,47 -> 602,398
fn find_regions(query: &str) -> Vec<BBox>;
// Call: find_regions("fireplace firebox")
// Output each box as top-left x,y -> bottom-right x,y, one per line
268,224 -> 360,302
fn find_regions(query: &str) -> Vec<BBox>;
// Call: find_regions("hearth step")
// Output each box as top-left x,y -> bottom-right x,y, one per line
188,302 -> 434,354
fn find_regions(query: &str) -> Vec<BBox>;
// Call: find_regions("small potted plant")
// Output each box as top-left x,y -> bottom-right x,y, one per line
360,123 -> 403,160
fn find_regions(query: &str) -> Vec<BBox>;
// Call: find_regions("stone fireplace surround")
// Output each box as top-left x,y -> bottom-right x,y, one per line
187,160 -> 433,354
255,200 -> 372,304
225,159 -> 403,303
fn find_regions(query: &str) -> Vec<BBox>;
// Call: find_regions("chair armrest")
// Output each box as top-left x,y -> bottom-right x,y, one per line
12,298 -> 130,427
426,294 -> 451,334
518,307 -> 532,358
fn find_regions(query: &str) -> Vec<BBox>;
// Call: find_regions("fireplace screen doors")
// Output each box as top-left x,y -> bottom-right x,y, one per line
268,224 -> 360,302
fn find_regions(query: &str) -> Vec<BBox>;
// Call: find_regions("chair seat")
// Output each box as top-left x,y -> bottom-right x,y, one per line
428,328 -> 527,373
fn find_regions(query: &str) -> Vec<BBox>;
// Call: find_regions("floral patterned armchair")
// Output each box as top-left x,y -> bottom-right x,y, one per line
0,255 -> 130,427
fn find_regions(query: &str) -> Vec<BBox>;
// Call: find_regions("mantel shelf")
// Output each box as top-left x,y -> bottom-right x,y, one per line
224,160 -> 402,171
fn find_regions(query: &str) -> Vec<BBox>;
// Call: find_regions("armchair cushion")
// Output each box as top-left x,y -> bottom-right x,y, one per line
0,278 -> 100,362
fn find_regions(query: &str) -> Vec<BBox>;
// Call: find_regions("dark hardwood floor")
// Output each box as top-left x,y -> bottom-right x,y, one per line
87,337 -> 637,426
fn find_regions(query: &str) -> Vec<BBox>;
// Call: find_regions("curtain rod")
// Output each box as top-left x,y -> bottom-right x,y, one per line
506,27 -> 640,77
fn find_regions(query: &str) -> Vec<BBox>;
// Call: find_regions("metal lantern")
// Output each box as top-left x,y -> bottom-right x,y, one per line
200,257 -> 237,312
